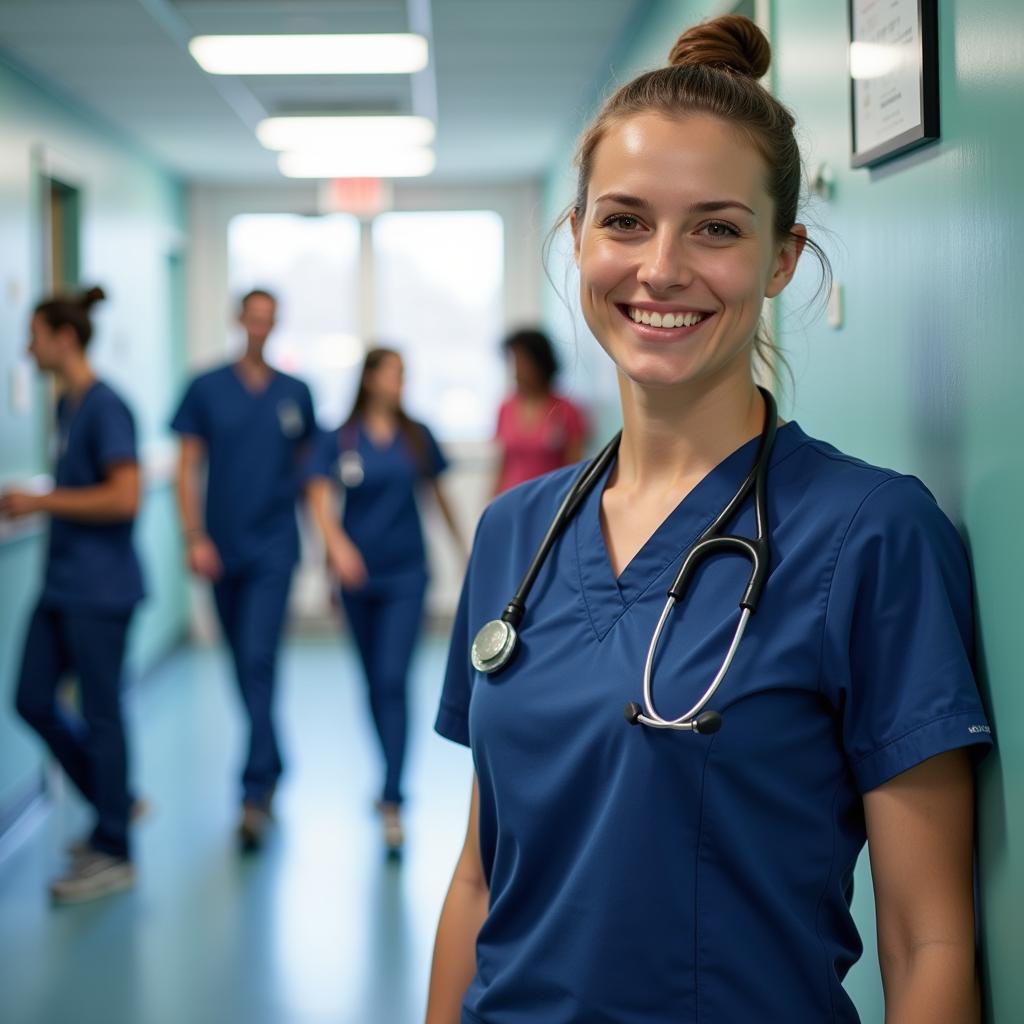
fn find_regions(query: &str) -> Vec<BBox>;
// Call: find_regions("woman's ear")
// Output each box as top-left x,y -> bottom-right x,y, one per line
765,224 -> 807,298
570,208 -> 581,266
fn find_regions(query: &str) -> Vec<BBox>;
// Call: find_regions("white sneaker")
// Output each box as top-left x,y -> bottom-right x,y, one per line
377,801 -> 404,855
49,851 -> 135,904
66,798 -> 151,859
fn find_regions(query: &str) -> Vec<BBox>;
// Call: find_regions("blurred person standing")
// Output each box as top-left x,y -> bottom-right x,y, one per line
171,289 -> 315,851
493,328 -> 588,495
2,287 -> 144,903
305,347 -> 463,855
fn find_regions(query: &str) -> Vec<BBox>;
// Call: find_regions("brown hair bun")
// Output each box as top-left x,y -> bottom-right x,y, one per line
81,285 -> 106,309
668,14 -> 770,80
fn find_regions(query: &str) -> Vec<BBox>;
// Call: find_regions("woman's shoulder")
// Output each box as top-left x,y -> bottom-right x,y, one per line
87,380 -> 134,418
781,423 -> 955,544
480,462 -> 583,536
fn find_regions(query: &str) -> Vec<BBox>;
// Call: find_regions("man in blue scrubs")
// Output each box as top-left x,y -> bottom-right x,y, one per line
3,288 -> 144,903
172,289 -> 315,850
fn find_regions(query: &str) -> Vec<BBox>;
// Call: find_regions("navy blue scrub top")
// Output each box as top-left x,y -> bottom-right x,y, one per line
306,420 -> 447,590
43,381 -> 145,612
171,364 -> 316,573
436,421 -> 992,1024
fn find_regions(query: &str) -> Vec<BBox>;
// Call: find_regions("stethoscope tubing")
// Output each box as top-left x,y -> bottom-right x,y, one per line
472,388 -> 778,736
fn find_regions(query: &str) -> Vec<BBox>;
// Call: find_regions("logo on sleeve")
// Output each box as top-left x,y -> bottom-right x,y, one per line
968,725 -> 991,734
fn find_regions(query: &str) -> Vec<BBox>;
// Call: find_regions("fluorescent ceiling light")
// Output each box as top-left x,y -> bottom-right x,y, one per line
257,116 -> 435,151
278,149 -> 436,179
189,34 -> 428,75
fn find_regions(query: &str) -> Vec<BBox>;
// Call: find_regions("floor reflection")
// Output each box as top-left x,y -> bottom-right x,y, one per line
0,635 -> 471,1024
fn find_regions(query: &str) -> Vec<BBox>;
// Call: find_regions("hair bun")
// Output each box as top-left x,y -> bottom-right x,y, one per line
81,285 -> 106,309
668,14 -> 770,80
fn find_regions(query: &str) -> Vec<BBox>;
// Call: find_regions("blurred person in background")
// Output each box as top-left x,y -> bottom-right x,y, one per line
171,288 -> 316,852
493,328 -> 588,495
305,347 -> 463,856
2,287 -> 144,903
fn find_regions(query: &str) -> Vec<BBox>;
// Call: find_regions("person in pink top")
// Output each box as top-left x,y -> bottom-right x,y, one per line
494,328 -> 588,494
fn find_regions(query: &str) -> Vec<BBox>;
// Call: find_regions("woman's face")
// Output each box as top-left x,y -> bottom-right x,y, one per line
511,347 -> 547,395
572,112 -> 802,393
27,314 -> 69,371
366,354 -> 404,408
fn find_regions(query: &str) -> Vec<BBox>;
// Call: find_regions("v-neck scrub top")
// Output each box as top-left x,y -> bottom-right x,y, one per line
436,422 -> 992,1024
43,381 -> 144,611
171,364 -> 316,573
306,420 -> 448,590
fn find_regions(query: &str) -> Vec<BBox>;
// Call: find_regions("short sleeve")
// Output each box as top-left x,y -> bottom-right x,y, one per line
297,381 -> 317,441
303,427 -> 339,482
419,423 -> 449,479
94,393 -> 138,468
561,397 -> 587,445
435,507 -> 490,747
494,398 -> 512,443
170,379 -> 206,439
821,476 -> 992,794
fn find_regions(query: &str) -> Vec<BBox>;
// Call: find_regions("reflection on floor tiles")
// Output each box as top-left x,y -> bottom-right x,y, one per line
0,635 -> 472,1024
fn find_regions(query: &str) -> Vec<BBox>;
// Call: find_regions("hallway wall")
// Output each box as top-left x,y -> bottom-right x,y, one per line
542,0 -> 1023,1019
0,54 -> 189,827
771,2 -> 1023,1019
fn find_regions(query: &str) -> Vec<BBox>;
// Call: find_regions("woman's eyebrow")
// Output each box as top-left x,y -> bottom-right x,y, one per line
593,193 -> 756,217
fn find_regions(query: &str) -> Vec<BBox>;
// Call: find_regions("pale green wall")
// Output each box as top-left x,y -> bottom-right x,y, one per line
542,0 -> 1023,1019
0,55 -> 189,822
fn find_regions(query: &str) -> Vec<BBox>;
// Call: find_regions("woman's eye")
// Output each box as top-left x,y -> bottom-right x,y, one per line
702,221 -> 739,239
603,214 -> 641,231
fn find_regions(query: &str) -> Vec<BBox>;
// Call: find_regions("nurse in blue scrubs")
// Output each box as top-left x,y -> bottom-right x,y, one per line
306,347 -> 463,854
427,15 -> 991,1024
2,287 -> 144,904
171,288 -> 315,851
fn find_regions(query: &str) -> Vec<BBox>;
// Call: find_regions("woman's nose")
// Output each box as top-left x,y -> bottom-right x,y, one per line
637,233 -> 693,294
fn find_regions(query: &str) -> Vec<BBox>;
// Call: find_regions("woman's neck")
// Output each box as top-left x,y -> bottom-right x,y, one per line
60,356 -> 96,398
614,371 -> 765,495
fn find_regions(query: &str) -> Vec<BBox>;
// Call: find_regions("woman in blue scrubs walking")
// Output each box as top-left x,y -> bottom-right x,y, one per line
172,289 -> 315,851
2,288 -> 144,903
306,347 -> 462,854
427,15 -> 991,1024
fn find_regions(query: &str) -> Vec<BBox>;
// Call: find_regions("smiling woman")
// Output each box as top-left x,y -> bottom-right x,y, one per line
426,12 -> 990,1024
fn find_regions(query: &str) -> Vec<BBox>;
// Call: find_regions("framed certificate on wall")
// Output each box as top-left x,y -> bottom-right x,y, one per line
848,0 -> 939,168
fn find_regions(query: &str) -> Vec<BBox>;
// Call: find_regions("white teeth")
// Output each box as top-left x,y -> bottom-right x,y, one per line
628,307 -> 705,329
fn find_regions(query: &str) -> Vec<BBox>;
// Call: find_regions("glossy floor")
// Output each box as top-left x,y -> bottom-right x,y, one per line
0,635 -> 473,1024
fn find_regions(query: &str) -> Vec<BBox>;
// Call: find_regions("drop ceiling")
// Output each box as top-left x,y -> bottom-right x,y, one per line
0,0 -> 653,182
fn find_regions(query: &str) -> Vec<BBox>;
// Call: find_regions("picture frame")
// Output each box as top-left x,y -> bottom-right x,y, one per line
848,0 -> 939,169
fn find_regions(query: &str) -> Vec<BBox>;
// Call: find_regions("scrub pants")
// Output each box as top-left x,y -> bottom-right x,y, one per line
212,565 -> 293,807
341,578 -> 426,806
15,602 -> 134,860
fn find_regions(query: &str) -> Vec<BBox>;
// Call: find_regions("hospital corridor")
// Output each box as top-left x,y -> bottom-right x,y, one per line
1,2 -> 1023,1023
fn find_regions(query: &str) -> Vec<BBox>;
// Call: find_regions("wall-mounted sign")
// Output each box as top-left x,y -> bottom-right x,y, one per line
848,0 -> 939,168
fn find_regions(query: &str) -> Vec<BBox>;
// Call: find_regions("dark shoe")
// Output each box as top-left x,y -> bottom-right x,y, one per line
50,851 -> 134,904
238,803 -> 270,852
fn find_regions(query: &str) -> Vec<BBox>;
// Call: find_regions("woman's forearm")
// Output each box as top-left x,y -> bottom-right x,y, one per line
39,473 -> 138,522
882,942 -> 980,1024
425,873 -> 488,1024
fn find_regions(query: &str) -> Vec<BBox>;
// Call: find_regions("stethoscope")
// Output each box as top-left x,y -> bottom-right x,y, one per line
336,424 -> 365,488
470,387 -> 778,736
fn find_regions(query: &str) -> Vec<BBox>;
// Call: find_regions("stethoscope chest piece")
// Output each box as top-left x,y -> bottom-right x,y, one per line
471,619 -> 518,674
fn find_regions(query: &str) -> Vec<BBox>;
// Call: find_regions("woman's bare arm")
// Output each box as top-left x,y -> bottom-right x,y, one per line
425,775 -> 488,1024
864,748 -> 980,1024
